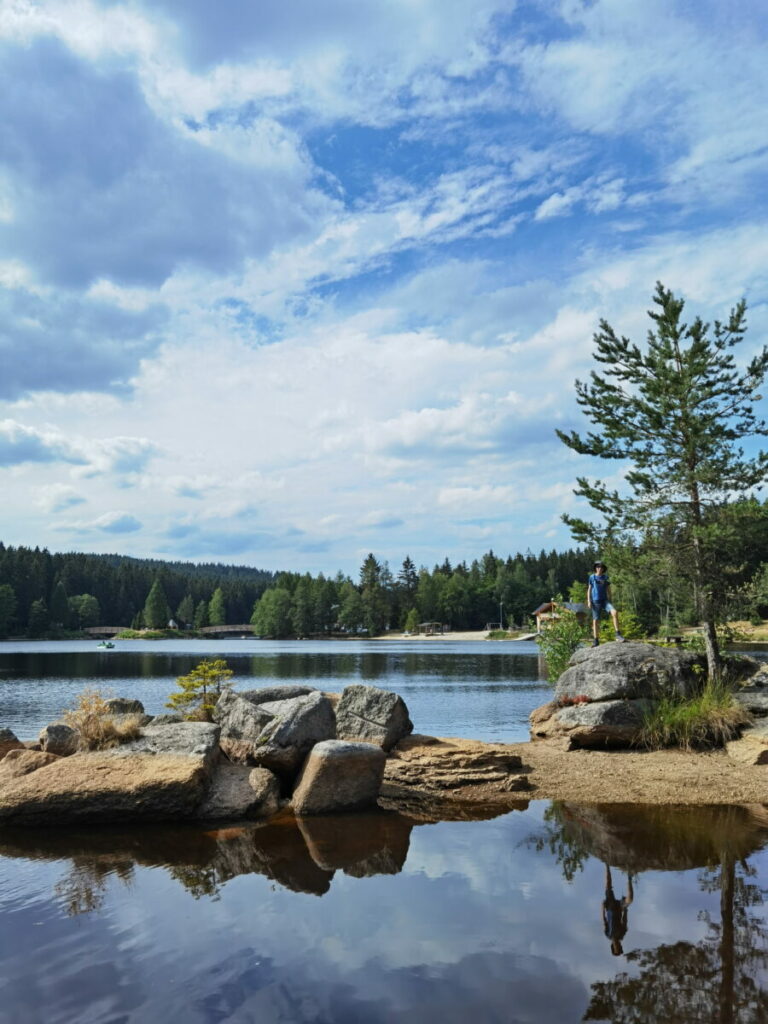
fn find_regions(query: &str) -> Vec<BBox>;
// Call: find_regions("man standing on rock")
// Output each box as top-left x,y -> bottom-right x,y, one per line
587,561 -> 624,647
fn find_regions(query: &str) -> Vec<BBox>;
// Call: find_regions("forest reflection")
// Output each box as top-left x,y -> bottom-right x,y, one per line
535,803 -> 768,1024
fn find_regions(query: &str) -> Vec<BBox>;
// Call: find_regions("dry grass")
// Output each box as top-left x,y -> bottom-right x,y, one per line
62,689 -> 144,751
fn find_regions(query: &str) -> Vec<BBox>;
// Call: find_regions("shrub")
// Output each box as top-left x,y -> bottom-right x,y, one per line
637,681 -> 751,751
536,606 -> 589,683
62,688 -> 144,751
166,658 -> 233,719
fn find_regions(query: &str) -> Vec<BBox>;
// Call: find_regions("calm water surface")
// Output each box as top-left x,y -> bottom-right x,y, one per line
2,640 -> 767,1022
0,638 -> 549,741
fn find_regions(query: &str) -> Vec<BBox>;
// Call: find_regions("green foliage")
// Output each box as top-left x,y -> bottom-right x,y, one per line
536,605 -> 589,683
403,607 -> 420,632
486,629 -> 511,639
0,583 -> 17,637
166,658 -> 234,718
69,593 -> 101,628
250,587 -> 292,637
638,681 -> 751,750
176,593 -> 195,627
49,580 -> 70,628
598,608 -> 647,642
27,597 -> 49,636
193,599 -> 209,629
558,283 -> 768,681
143,578 -> 170,630
208,586 -> 226,626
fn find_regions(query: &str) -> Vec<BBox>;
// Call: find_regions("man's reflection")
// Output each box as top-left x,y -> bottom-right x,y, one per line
602,863 -> 634,956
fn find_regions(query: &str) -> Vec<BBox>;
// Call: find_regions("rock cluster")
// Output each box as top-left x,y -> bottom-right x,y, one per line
0,682 -> 416,826
530,641 -> 708,748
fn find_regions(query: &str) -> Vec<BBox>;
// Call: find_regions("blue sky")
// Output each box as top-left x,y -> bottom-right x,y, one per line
1,0 -> 767,575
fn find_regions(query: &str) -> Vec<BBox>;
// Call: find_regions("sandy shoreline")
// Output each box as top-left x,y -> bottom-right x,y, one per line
508,740 -> 768,805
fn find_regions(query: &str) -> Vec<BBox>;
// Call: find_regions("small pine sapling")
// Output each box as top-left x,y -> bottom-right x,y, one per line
166,658 -> 233,720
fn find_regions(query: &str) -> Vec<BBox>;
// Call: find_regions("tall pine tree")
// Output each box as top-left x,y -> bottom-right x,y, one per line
557,282 -> 768,679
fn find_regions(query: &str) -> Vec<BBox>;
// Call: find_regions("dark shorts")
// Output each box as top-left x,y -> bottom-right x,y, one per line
591,601 -> 615,620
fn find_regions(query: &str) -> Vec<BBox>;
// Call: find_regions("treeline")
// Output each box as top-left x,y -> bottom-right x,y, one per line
250,548 -> 597,637
0,544 -> 275,637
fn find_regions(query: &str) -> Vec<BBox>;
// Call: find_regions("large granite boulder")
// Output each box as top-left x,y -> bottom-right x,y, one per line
109,721 -> 221,772
530,698 -> 654,749
291,740 -> 386,815
0,753 -> 210,825
555,642 -> 706,703
0,728 -> 24,761
212,689 -> 278,761
38,723 -> 79,757
196,764 -> 281,820
335,684 -> 413,750
214,689 -> 335,779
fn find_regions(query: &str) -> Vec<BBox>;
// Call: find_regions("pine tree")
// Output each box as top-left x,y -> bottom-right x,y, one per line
557,282 -> 768,679
208,587 -> 227,626
193,599 -> 209,630
0,583 -> 17,637
143,578 -> 171,630
49,580 -> 70,629
166,658 -> 233,719
176,594 -> 195,628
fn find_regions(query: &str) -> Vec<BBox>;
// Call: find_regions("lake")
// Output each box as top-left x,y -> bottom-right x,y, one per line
1,639 -> 767,1023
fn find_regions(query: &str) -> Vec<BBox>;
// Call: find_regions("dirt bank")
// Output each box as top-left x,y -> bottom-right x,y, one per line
508,740 -> 768,805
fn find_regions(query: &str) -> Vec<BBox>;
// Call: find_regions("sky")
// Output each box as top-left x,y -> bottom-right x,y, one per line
1,0 -> 767,577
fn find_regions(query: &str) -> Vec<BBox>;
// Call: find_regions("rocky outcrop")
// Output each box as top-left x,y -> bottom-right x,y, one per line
0,728 -> 24,761
38,723 -> 79,757
292,740 -> 386,815
0,753 -> 210,825
380,734 -> 529,817
733,685 -> 768,717
335,684 -> 413,750
555,641 -> 706,703
196,764 -> 281,820
531,642 -> 710,749
238,685 -> 317,704
106,698 -> 145,716
212,689 -> 274,761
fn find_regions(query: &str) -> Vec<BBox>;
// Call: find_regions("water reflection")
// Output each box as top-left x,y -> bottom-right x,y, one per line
532,803 -> 768,1023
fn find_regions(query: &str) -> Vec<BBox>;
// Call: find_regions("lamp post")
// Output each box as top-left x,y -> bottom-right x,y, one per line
499,600 -> 504,632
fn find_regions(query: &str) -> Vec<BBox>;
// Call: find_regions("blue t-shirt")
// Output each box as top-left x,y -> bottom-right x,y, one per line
589,573 -> 611,604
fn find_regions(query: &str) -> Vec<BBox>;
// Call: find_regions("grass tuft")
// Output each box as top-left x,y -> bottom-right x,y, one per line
637,681 -> 751,751
62,688 -> 144,751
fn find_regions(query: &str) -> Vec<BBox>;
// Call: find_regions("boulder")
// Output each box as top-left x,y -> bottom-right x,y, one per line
555,642 -> 706,703
38,723 -> 79,756
726,719 -> 768,766
733,686 -> 768,717
0,749 -> 60,777
106,698 -> 145,716
291,740 -> 386,815
214,689 -> 335,778
530,698 -> 654,749
196,764 -> 281,820
0,753 -> 209,825
108,721 -> 221,772
335,684 -> 413,750
212,689 -> 276,762
0,728 -> 24,761
250,692 -> 336,777
237,685 -> 317,704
